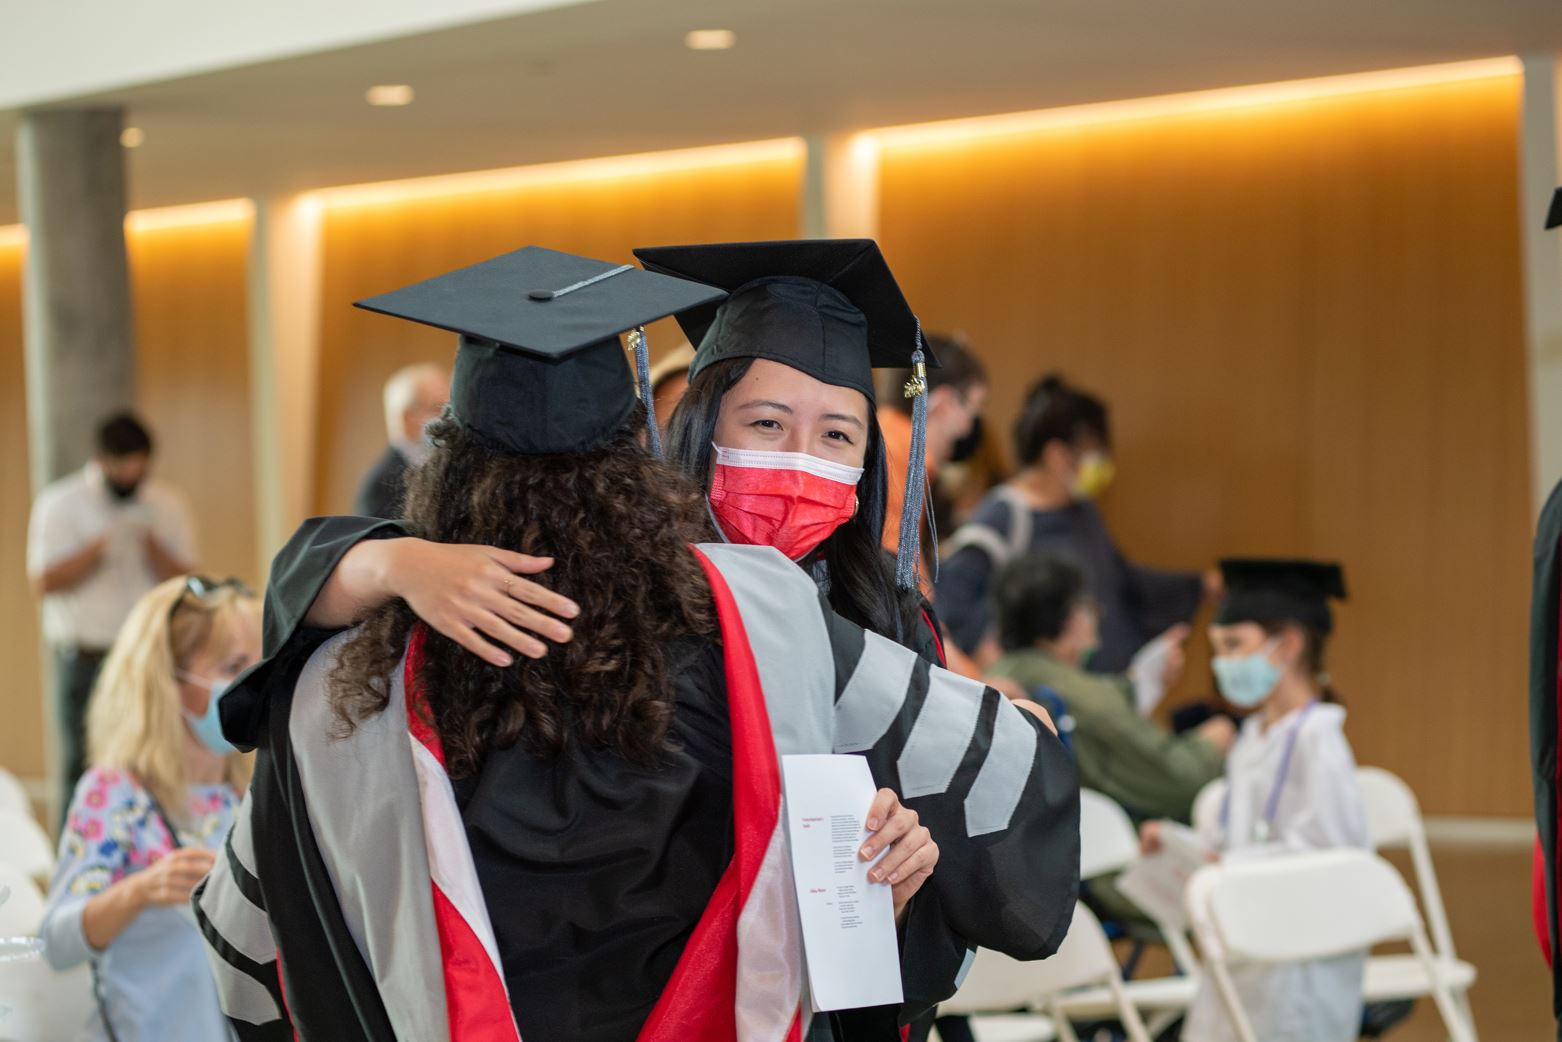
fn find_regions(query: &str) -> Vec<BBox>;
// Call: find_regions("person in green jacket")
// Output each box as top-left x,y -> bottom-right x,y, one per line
988,552 -> 1234,822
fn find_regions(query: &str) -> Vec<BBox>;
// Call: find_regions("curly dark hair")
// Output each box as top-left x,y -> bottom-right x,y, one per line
329,415 -> 718,776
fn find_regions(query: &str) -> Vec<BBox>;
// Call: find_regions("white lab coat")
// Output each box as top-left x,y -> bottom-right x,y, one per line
1183,701 -> 1370,1042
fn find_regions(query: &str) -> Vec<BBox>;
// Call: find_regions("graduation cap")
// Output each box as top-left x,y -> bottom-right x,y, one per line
1548,187 -> 1562,230
354,247 -> 725,456
633,238 -> 939,590
632,239 -> 936,401
1215,558 -> 1348,635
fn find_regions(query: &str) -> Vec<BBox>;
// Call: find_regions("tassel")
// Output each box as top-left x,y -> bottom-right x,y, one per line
895,318 -> 929,591
630,327 -> 663,458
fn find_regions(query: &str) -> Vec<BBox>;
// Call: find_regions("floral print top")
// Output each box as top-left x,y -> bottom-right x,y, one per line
40,766 -> 241,1042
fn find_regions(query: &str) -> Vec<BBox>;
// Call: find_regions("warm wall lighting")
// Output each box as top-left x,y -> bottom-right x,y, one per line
685,29 -> 736,51
124,198 -> 255,233
310,137 -> 804,210
0,199 -> 251,248
120,127 -> 145,148
870,56 -> 1522,150
366,84 -> 415,107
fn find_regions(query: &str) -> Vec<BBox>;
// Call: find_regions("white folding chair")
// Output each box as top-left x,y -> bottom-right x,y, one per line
0,864 -> 44,938
1190,776 -> 1226,840
1185,850 -> 1475,1042
937,947 -> 1058,1042
1050,791 -> 1198,1033
0,770 -> 30,818
1356,766 -> 1478,1036
942,902 -> 1152,1042
0,861 -> 93,1042
0,811 -> 53,885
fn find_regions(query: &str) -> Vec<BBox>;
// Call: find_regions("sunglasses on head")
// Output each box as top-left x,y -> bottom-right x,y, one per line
168,575 -> 252,621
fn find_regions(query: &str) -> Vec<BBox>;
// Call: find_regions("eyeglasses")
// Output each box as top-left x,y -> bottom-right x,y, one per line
168,575 -> 252,622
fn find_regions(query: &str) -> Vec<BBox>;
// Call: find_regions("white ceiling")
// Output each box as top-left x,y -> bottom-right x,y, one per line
2,0 -> 1559,226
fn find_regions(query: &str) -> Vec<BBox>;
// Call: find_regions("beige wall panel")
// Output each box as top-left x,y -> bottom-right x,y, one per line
879,75 -> 1530,816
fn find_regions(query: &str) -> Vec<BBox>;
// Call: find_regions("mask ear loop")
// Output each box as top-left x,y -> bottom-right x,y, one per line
894,318 -> 930,592
629,327 -> 662,458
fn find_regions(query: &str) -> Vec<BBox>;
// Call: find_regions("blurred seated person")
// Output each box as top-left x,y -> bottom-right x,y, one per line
988,552 -> 1232,822
938,374 -> 1217,671
877,332 -> 989,564
355,362 -> 449,519
40,575 -> 258,1042
647,342 -> 696,434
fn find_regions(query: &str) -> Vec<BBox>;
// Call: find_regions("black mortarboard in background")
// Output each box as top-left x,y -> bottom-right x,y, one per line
1215,558 -> 1348,635
1547,187 -> 1562,230
354,247 -> 725,455
632,239 -> 936,402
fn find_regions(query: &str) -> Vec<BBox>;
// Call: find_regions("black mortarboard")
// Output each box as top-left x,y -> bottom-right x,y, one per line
354,247 -> 725,455
1215,558 -> 1348,635
1548,187 -> 1562,230
632,239 -> 936,403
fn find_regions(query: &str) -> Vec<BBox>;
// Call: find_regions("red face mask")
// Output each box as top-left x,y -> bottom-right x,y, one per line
708,444 -> 864,561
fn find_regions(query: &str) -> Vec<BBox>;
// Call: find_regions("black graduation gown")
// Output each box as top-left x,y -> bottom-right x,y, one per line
1530,477 -> 1562,1038
213,517 -> 1076,1040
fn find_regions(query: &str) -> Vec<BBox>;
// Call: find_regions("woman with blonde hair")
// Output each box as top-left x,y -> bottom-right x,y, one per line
40,574 -> 258,1042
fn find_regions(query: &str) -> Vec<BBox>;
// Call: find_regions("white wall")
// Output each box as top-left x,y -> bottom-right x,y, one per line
0,0 -> 598,109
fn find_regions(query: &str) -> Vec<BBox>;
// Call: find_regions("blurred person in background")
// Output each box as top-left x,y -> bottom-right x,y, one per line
988,552 -> 1231,823
1141,558 -> 1367,1042
646,342 -> 696,434
28,412 -> 199,817
877,332 -> 990,567
355,363 -> 449,519
937,373 -> 1215,670
39,575 -> 257,1042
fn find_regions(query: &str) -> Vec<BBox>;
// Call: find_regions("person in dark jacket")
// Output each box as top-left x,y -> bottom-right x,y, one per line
353,362 -> 448,519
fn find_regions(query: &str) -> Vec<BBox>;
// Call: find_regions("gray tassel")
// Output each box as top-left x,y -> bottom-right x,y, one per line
895,319 -> 929,591
630,327 -> 662,458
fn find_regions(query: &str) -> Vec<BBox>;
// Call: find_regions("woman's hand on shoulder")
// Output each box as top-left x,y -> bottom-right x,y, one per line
382,540 -> 581,668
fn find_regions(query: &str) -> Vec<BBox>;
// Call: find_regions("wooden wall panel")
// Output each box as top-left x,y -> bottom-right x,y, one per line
879,75 -> 1531,816
312,150 -> 806,515
0,216 -> 254,787
128,215 -> 258,589
0,243 -> 44,781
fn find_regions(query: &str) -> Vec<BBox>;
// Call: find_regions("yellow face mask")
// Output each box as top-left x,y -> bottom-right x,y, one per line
1071,452 -> 1116,500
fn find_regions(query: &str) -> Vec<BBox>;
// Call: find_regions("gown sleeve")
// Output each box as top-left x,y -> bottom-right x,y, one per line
818,595 -> 1081,1013
220,515 -> 409,749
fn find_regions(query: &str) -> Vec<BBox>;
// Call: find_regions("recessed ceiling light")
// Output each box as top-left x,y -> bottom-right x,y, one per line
685,29 -> 736,51
366,84 -> 415,107
120,127 -> 145,148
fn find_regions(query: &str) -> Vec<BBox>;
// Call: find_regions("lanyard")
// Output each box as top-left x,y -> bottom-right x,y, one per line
1221,700 -> 1318,844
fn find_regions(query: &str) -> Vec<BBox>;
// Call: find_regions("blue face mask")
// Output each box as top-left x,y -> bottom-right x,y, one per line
179,673 -> 237,756
1211,640 -> 1282,708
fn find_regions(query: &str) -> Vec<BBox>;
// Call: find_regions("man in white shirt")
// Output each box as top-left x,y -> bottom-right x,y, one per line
27,413 -> 198,814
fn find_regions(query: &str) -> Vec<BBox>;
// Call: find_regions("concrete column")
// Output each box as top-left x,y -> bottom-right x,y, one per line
800,132 -> 881,239
247,194 -> 323,575
1520,55 -> 1562,514
16,108 -> 135,489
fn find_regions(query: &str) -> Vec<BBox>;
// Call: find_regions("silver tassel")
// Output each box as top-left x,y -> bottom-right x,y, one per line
895,318 -> 929,591
630,327 -> 662,458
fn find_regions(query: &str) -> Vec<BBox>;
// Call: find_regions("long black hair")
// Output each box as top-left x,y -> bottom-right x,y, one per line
666,357 -> 923,645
